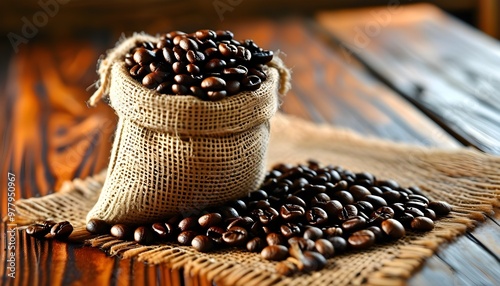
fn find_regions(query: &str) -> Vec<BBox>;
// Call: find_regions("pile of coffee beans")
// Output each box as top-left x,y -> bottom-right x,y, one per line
82,160 -> 451,276
124,29 -> 274,101
26,220 -> 73,240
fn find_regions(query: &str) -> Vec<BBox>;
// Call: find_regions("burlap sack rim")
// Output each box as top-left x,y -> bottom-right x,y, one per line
13,113 -> 500,286
109,61 -> 281,135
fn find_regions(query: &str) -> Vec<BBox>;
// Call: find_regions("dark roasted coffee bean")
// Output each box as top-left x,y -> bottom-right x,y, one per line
261,245 -> 288,261
241,75 -> 261,91
48,221 -> 73,239
311,193 -> 330,208
228,199 -> 247,213
218,42 -> 238,57
173,46 -> 186,61
219,206 -> 239,219
288,237 -> 315,251
207,90 -> 227,101
215,30 -> 234,40
157,81 -> 173,94
248,68 -> 267,81
124,56 -> 135,67
134,226 -> 155,245
248,189 -> 268,201
192,235 -> 214,252
171,83 -> 189,95
189,86 -> 205,97
152,222 -> 175,239
366,226 -> 384,242
408,194 -> 430,204
428,201 -> 452,216
179,37 -> 198,51
201,76 -> 226,91
133,48 -> 155,66
411,216 -> 435,231
423,208 -> 437,220
266,232 -> 286,246
227,216 -> 254,230
204,47 -> 219,58
198,213 -> 222,229
174,74 -> 198,86
236,46 -> 252,61
172,61 -> 186,74
381,190 -> 401,204
303,226 -> 323,241
86,219 -> 111,234
41,220 -> 56,230
206,226 -> 225,244
26,224 -> 50,238
156,39 -> 172,49
142,73 -> 159,89
371,206 -> 395,223
323,200 -> 343,218
332,191 -> 354,205
398,212 -> 415,227
223,67 -> 247,78
205,58 -> 226,70
323,226 -> 343,238
162,47 -> 175,64
258,207 -> 280,225
280,204 -> 305,221
178,230 -> 198,245
186,63 -> 200,74
251,50 -> 273,64
376,179 -> 399,189
223,226 -> 248,246
405,200 -> 428,210
355,201 -> 374,214
178,217 -> 199,232
328,236 -> 347,253
285,195 -> 307,209
248,199 -> 270,209
368,186 -> 384,196
305,207 -> 328,226
405,207 -> 424,218
304,251 -> 327,271
315,239 -> 335,258
349,185 -> 371,201
186,50 -> 205,63
364,195 -> 388,209
195,29 -> 216,41
110,224 -> 133,240
246,237 -> 265,252
348,229 -> 375,250
342,216 -> 367,232
280,223 -> 301,238
390,203 -> 405,216
381,219 -> 405,239
338,204 -> 358,221
225,80 -> 241,95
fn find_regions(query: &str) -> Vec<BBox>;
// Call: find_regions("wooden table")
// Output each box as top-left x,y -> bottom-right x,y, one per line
1,4 -> 499,285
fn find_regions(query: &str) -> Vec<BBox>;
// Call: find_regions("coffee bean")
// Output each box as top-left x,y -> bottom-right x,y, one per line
195,29 -> 216,41
371,206 -> 395,223
304,251 -> 327,271
251,50 -> 273,64
133,48 -> 156,66
398,212 -> 415,227
227,216 -> 254,230
288,237 -> 315,251
142,73 -> 159,89
381,190 -> 401,204
201,77 -> 226,91
261,245 -> 288,261
241,75 -> 261,91
332,191 -> 354,205
349,185 -> 371,201
86,219 -> 111,234
405,200 -> 428,210
134,226 -> 155,245
236,46 -> 252,61
348,230 -> 375,250
338,204 -> 358,221
258,207 -> 280,225
323,226 -> 343,238
315,239 -> 334,258
111,224 -> 133,240
218,43 -> 238,57
246,237 -> 265,252
206,226 -> 225,244
276,260 -> 298,276
423,208 -> 437,220
26,224 -> 50,239
266,232 -> 286,246
280,223 -> 302,238
342,216 -> 367,232
405,207 -> 424,218
152,222 -> 175,239
198,213 -> 222,229
408,194 -> 430,204
179,37 -> 198,51
355,201 -> 374,215
178,217 -> 199,232
411,216 -> 435,231
280,204 -> 305,221
223,226 -> 248,246
178,230 -> 198,245
366,226 -> 384,242
303,226 -> 323,241
186,50 -> 205,63
311,193 -> 331,208
192,235 -> 214,252
305,207 -> 328,226
327,236 -> 347,253
428,201 -> 452,216
364,195 -> 387,209
381,219 -> 405,239
205,58 -> 226,71
376,179 -> 400,189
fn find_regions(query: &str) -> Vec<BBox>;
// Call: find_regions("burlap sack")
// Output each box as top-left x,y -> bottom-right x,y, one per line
86,33 -> 291,225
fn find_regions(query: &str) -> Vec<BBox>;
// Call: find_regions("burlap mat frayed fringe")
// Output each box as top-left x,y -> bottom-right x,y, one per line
14,113 -> 500,286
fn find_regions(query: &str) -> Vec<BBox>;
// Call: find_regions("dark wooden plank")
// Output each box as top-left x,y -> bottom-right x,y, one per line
317,3 -> 500,155
316,5 -> 500,285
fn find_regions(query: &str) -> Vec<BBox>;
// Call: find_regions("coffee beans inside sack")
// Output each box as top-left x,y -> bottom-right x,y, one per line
85,30 -> 291,225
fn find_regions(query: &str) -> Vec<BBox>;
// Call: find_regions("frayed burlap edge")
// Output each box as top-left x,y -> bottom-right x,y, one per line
13,113 -> 500,286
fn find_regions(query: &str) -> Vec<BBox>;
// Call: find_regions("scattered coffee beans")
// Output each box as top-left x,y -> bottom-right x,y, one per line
26,161 -> 453,277
26,220 -> 73,240
124,30 -> 274,101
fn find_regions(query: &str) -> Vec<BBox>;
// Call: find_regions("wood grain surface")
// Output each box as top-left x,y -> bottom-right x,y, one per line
1,6 -> 500,286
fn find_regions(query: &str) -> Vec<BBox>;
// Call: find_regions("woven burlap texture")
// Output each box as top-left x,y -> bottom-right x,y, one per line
85,33 -> 290,225
15,113 -> 500,286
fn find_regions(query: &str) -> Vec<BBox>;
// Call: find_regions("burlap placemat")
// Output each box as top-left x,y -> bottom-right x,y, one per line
14,113 -> 500,286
